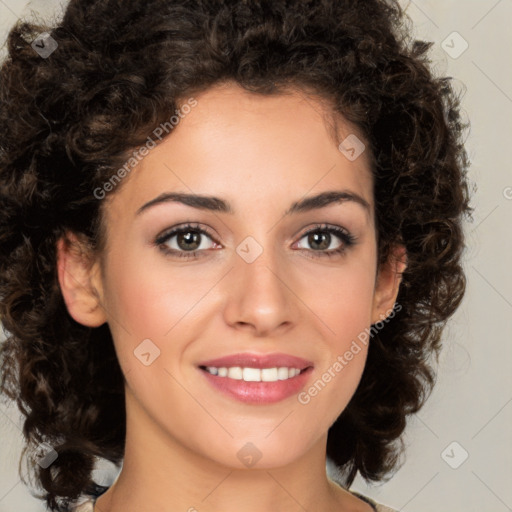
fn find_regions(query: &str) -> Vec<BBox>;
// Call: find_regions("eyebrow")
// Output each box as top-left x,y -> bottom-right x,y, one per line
136,190 -> 371,216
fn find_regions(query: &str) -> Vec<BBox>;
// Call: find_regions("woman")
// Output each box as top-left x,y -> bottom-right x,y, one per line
0,0 -> 471,511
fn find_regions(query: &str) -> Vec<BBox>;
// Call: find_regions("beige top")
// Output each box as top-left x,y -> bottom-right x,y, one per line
70,491 -> 399,512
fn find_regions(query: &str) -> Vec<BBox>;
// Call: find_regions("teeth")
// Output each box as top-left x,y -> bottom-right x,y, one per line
228,367 -> 243,380
261,368 -> 278,381
243,367 -> 261,381
204,366 -> 303,382
277,367 -> 290,380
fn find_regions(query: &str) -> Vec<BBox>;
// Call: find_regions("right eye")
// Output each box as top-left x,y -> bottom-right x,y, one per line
155,223 -> 221,259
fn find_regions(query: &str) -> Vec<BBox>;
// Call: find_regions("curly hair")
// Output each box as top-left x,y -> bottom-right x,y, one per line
0,0 -> 471,510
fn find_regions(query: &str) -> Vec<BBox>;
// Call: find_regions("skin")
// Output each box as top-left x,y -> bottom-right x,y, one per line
57,82 -> 406,512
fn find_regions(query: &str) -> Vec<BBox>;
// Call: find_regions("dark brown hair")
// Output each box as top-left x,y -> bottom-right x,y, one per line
0,0 -> 471,510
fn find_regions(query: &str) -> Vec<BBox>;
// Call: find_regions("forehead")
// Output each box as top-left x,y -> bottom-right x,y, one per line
105,82 -> 374,218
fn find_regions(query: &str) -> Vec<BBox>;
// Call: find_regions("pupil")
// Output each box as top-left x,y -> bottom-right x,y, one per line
310,232 -> 329,250
178,231 -> 200,250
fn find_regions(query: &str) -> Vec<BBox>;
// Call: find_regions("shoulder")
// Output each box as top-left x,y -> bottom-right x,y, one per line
350,490 -> 400,512
69,493 -> 399,512
374,504 -> 400,512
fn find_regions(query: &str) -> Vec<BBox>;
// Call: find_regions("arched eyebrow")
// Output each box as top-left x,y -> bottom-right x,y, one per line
136,190 -> 371,216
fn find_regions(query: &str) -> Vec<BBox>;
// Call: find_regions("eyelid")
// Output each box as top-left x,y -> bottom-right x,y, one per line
295,223 -> 351,240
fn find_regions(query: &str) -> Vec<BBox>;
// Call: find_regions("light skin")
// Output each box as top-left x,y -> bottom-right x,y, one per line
57,82 -> 406,512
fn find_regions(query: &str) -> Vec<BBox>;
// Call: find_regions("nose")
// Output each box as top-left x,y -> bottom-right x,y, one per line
222,245 -> 300,337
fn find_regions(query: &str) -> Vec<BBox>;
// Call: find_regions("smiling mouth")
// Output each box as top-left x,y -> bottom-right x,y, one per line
199,365 -> 310,382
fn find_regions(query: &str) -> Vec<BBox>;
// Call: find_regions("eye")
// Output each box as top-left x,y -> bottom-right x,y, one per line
155,223 -> 219,259
294,224 -> 356,258
154,222 -> 356,260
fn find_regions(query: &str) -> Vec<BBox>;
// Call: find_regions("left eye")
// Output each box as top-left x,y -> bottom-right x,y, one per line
296,229 -> 343,252
156,224 -> 217,254
294,225 -> 355,256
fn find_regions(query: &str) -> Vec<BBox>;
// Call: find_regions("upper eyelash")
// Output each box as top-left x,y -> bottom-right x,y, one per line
155,223 -> 356,259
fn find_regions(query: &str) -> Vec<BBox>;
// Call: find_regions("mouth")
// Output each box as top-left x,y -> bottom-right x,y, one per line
197,352 -> 314,404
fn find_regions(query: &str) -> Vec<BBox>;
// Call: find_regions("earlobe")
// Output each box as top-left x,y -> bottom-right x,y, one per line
56,233 -> 107,327
371,244 -> 407,324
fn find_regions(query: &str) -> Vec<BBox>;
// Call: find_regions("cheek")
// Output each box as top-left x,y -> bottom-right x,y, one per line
103,249 -> 211,341
299,255 -> 376,339
296,259 -> 375,414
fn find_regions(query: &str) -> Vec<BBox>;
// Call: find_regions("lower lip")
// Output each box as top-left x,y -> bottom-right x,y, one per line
200,367 -> 313,404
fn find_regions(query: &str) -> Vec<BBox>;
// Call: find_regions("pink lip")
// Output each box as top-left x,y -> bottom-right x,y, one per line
198,352 -> 313,370
198,352 -> 314,405
200,367 -> 313,404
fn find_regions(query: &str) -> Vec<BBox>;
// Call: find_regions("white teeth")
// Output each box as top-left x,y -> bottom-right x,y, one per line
228,367 -> 243,380
243,367 -> 261,381
204,366 -> 303,382
261,368 -> 278,381
277,367 -> 289,380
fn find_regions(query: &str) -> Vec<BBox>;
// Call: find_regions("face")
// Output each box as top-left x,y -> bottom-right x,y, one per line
60,82 -> 401,470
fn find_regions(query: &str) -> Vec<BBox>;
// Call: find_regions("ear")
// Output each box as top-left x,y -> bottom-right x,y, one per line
56,232 -> 107,327
371,244 -> 407,324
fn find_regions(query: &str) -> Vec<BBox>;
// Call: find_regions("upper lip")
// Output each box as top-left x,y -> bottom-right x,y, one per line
198,352 -> 313,370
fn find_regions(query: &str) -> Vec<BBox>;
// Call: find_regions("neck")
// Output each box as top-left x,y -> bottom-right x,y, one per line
94,388 -> 366,512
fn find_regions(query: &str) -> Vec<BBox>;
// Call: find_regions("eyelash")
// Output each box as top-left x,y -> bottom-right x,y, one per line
155,223 -> 357,260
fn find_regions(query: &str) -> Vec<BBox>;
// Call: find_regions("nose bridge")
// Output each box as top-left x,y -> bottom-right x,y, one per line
223,234 -> 298,334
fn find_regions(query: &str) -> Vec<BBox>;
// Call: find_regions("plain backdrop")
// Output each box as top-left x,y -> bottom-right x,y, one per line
0,1 -> 511,511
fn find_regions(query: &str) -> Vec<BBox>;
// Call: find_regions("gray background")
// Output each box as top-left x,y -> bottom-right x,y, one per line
0,1 -> 511,511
